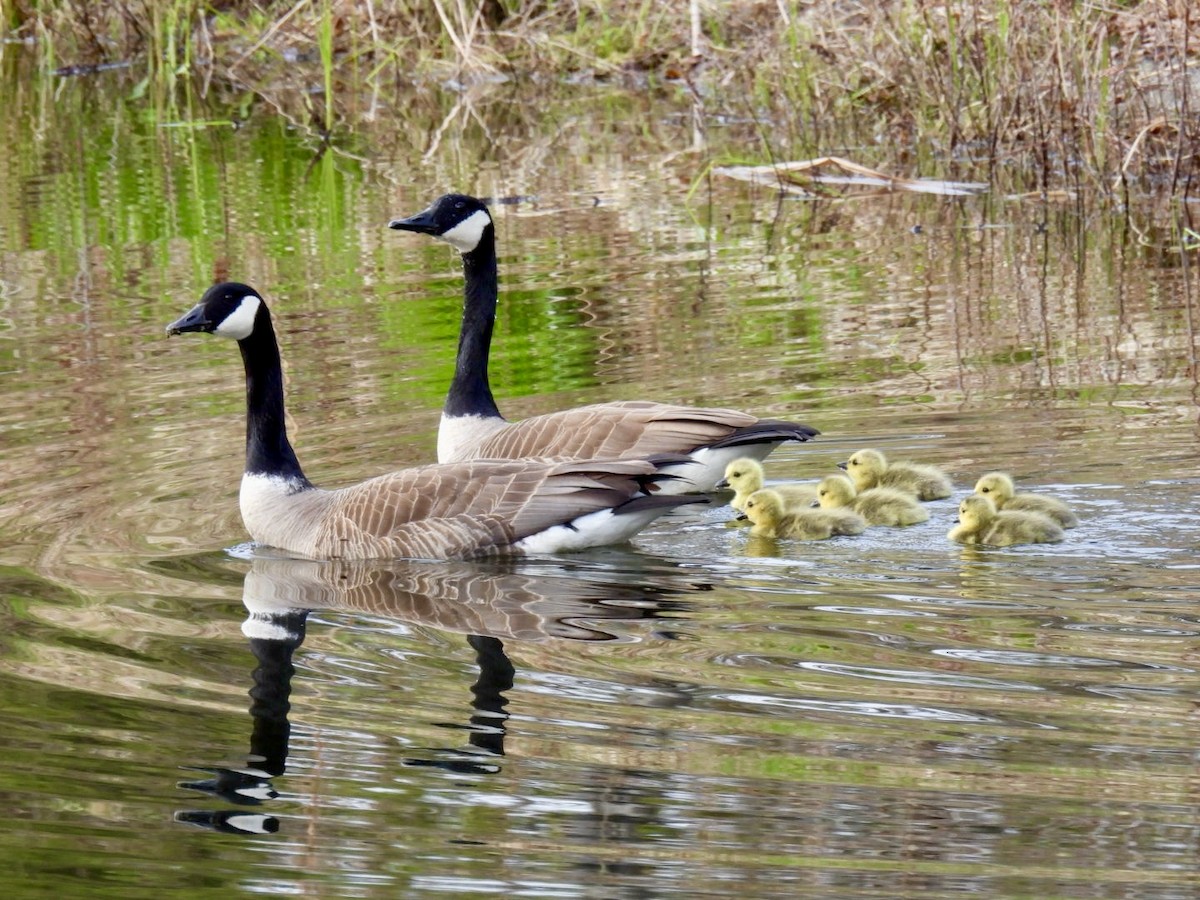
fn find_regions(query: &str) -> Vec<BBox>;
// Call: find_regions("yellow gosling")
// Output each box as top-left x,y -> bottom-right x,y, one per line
839,448 -> 952,500
817,474 -> 929,526
948,495 -> 1065,547
973,472 -> 1078,528
744,489 -> 866,540
719,457 -> 817,513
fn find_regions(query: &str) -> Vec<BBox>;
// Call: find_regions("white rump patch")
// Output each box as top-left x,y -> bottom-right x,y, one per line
439,208 -> 492,253
516,506 -> 674,555
671,443 -> 781,493
215,294 -> 262,340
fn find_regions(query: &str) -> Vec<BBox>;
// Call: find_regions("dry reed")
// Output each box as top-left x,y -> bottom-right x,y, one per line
2,0 -> 1196,199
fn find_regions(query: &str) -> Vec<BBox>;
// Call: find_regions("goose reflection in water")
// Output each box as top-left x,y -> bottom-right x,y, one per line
175,554 -> 697,835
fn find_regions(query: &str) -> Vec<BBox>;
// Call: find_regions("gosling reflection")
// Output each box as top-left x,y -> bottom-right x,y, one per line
177,554 -> 694,834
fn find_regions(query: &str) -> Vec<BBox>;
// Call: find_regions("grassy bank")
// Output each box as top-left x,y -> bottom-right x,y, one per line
2,0 -> 1197,199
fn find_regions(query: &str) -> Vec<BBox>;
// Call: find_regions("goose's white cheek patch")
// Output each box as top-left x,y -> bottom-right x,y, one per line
440,209 -> 491,253
215,295 -> 262,340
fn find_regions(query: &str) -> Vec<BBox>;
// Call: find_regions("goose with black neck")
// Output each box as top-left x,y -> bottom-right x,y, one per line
388,194 -> 819,492
165,282 -> 704,560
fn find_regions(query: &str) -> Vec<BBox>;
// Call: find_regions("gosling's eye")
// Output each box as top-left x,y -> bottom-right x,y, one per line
981,487 -> 990,493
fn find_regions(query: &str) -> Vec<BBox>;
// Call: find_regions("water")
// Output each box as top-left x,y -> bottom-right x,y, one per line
1,62 -> 1199,898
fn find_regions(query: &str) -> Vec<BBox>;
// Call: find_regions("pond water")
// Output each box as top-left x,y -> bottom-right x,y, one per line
1,63 -> 1199,898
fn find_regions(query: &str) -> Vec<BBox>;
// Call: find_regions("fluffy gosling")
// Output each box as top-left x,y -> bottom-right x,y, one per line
839,448 -> 952,501
817,474 -> 929,526
948,495 -> 1065,547
719,457 -> 818,512
744,489 -> 866,540
973,472 -> 1078,528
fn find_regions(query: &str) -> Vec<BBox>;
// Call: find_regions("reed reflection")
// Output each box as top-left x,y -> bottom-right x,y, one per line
176,554 -> 695,834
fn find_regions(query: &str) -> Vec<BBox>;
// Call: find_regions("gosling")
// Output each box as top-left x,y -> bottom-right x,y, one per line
973,472 -> 1078,528
744,489 -> 866,540
839,448 -> 952,501
948,495 -> 1065,547
816,474 -> 929,527
719,457 -> 818,513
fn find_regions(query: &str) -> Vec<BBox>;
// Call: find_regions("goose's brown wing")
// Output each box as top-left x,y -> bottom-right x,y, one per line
313,457 -> 662,558
466,401 -> 816,460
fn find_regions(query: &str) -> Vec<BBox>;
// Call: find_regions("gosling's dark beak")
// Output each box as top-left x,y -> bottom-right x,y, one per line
836,461 -> 848,470
166,303 -> 213,336
810,499 -> 820,508
715,478 -> 730,489
388,208 -> 438,234
735,513 -> 748,522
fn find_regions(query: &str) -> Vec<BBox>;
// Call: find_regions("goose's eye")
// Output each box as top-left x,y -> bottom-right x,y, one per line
455,201 -> 464,209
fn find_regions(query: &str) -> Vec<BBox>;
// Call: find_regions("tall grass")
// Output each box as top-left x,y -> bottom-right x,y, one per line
1,0 -> 1196,199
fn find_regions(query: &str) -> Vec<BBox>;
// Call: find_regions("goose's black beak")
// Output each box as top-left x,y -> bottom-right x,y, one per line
166,303 -> 214,336
836,461 -> 848,470
388,208 -> 438,235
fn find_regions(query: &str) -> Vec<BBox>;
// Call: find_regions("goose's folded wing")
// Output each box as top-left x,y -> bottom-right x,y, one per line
313,458 -> 662,557
466,401 -> 815,460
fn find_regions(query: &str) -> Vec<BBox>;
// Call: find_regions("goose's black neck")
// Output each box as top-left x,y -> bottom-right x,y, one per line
447,234 -> 503,420
238,309 -> 310,484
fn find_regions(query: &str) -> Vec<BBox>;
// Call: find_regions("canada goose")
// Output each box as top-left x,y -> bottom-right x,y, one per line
838,448 -> 952,500
948,495 -> 1064,547
816,474 -> 929,526
388,194 -> 818,491
717,457 -> 818,512
973,472 -> 1078,528
744,489 -> 866,540
165,282 -> 705,560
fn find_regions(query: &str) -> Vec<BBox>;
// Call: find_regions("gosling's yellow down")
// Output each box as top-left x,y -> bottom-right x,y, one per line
718,457 -> 817,512
839,448 -> 952,501
744,489 -> 866,540
973,472 -> 1078,528
817,474 -> 929,526
948,495 -> 1064,547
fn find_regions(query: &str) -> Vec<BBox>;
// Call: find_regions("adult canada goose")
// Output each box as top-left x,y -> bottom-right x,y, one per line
838,448 -> 952,500
948,495 -> 1064,547
973,472 -> 1079,528
743,489 -> 866,540
165,282 -> 705,560
816,474 -> 929,526
388,193 -> 818,491
718,457 -> 818,512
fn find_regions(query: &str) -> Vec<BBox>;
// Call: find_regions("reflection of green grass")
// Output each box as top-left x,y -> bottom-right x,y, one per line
6,2 -> 1194,196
